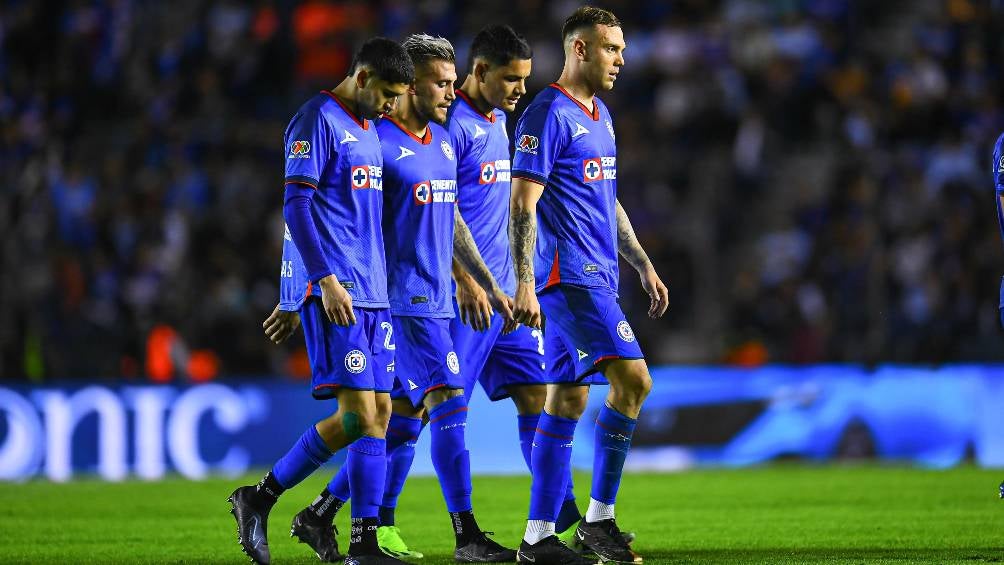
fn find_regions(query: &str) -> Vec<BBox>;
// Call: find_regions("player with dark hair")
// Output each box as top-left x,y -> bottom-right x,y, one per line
266,34 -> 517,563
509,7 -> 669,564
229,37 -> 414,565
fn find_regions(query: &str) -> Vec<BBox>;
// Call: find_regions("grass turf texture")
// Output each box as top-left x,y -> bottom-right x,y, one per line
0,466 -> 1001,564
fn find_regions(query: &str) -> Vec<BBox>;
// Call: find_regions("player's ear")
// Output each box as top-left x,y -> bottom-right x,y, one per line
474,61 -> 488,83
574,37 -> 588,61
407,80 -> 418,96
355,69 -> 369,89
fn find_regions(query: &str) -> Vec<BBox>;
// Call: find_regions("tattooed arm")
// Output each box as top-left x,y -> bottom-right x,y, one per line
454,209 -> 513,322
509,178 -> 545,328
615,199 -> 670,318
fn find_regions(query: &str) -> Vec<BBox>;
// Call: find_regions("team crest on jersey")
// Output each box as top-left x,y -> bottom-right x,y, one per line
344,350 -> 367,373
446,351 -> 460,375
413,181 -> 431,205
606,120 -> 615,140
441,140 -> 455,161
289,140 -> 310,158
616,320 -> 635,343
582,157 -> 616,182
998,154 -> 1004,173
516,134 -> 539,154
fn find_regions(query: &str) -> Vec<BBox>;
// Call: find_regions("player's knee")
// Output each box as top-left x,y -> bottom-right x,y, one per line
546,385 -> 588,419
375,395 -> 393,429
510,385 -> 547,415
424,387 -> 463,409
341,411 -> 364,442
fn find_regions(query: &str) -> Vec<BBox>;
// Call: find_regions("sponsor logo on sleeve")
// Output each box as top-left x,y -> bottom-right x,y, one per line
516,134 -> 539,155
289,140 -> 310,159
606,119 -> 615,140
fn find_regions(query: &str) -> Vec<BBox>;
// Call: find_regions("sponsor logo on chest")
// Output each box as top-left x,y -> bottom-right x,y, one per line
350,165 -> 383,190
478,159 -> 511,184
413,179 -> 457,205
582,156 -> 616,182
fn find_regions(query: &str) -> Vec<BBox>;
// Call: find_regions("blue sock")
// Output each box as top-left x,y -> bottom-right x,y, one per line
383,416 -> 423,511
528,412 -> 578,521
428,396 -> 473,513
517,413 -> 540,470
591,405 -> 637,504
326,414 -> 422,507
347,436 -> 387,519
272,425 -> 333,489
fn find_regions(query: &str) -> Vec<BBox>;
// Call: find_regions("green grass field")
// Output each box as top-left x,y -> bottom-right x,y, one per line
1,465 -> 1002,563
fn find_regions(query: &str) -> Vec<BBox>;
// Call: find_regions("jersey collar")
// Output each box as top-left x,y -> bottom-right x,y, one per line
455,89 -> 496,123
549,83 -> 599,121
322,91 -> 369,130
384,116 -> 432,145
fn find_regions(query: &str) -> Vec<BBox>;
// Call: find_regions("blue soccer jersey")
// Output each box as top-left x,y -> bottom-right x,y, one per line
279,91 -> 388,310
378,117 -> 459,317
511,83 -> 619,293
993,132 -> 1004,240
448,90 -> 515,296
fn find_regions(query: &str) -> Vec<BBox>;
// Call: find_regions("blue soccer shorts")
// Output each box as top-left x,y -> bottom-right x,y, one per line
390,316 -> 465,407
450,299 -> 547,401
538,284 -> 644,384
299,297 -> 396,399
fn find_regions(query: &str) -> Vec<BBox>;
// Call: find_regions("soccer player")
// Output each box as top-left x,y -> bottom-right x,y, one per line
228,38 -> 414,565
509,7 -> 669,564
278,34 -> 518,563
993,131 -> 1004,329
448,24 -> 601,545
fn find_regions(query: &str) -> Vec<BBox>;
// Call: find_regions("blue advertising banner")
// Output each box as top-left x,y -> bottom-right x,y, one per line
2,365 -> 1003,481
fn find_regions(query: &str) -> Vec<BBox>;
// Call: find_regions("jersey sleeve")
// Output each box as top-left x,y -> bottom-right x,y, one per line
512,102 -> 567,186
994,132 -> 1004,194
284,109 -> 332,187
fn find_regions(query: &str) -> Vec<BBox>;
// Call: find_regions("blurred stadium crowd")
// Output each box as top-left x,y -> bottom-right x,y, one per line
3,0 -> 1004,380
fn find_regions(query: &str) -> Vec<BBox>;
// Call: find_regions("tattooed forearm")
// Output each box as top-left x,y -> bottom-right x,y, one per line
510,206 -> 536,285
453,209 -> 498,292
615,200 -> 652,272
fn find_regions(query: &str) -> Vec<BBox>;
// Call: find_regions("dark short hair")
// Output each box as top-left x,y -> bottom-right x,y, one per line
401,33 -> 456,70
468,25 -> 532,72
350,37 -> 415,84
561,6 -> 621,42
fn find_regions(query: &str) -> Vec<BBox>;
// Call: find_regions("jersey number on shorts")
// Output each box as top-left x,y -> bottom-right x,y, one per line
381,321 -> 396,350
530,329 -> 545,355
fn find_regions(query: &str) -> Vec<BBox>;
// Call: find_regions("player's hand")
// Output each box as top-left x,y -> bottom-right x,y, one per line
456,274 -> 494,332
639,266 -> 669,318
487,289 -> 518,335
263,304 -> 301,344
512,283 -> 542,330
319,275 -> 357,326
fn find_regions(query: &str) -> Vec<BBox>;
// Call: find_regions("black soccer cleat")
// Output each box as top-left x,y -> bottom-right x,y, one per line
516,536 -> 599,565
455,530 -> 517,562
291,508 -> 344,562
228,486 -> 272,564
999,480 -> 1003,499
344,553 -> 411,565
574,519 -> 640,563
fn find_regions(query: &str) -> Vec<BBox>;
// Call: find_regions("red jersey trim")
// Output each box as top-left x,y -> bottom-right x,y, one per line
429,405 -> 468,424
544,249 -> 561,288
511,174 -> 546,187
385,116 -> 433,145
322,90 -> 369,130
285,180 -> 317,189
455,89 -> 496,123
549,83 -> 600,121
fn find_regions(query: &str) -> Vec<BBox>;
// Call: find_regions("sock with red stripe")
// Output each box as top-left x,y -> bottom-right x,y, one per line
590,404 -> 637,506
380,415 -> 423,521
528,411 -> 578,521
521,413 -> 581,531
323,415 -> 423,520
429,395 -> 472,512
